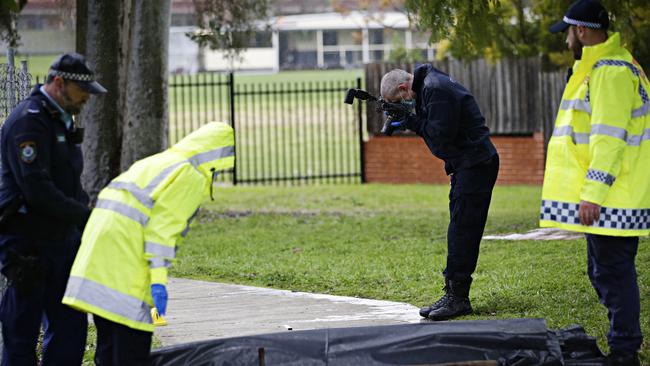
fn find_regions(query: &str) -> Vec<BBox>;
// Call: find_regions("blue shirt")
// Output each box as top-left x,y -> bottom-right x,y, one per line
39,85 -> 73,130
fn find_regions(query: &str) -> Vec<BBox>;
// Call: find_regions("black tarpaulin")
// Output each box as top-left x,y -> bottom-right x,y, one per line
149,318 -> 605,366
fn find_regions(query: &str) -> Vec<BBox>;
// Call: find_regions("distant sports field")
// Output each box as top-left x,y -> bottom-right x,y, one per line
2,54 -> 363,85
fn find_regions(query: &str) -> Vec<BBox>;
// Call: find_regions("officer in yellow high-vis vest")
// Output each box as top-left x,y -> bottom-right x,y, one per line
62,122 -> 234,365
542,1 -> 648,364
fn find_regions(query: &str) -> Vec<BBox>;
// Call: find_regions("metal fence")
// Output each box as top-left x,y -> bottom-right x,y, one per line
0,50 -> 33,122
23,72 -> 364,185
168,74 -> 365,185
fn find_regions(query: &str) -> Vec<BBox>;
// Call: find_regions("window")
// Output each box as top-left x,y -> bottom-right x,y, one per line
323,30 -> 338,46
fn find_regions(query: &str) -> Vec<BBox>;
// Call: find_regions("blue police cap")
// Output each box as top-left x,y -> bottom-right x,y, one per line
549,0 -> 609,34
48,53 -> 107,94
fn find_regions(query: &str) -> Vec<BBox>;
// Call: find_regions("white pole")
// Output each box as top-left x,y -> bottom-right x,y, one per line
362,28 -> 369,64
316,30 -> 324,69
272,30 -> 280,72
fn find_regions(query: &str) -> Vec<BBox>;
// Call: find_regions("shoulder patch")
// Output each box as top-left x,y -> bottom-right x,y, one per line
19,141 -> 37,164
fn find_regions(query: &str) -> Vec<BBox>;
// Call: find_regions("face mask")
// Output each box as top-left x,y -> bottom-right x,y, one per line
400,99 -> 416,109
399,90 -> 415,111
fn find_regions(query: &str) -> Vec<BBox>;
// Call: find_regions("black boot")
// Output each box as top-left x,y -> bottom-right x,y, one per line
604,352 -> 640,366
427,278 -> 473,321
419,278 -> 451,318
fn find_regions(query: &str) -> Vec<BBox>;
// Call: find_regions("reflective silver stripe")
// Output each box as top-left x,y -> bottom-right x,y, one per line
574,133 -> 590,144
138,145 -> 234,198
586,168 -> 616,186
96,199 -> 149,226
65,276 -> 152,324
189,145 -> 235,167
107,182 -> 154,209
590,124 -> 627,141
552,125 -> 589,144
143,162 -> 185,194
149,257 -> 172,268
541,199 -> 650,230
560,99 -> 592,114
553,125 -> 572,136
632,103 -> 650,118
626,129 -> 650,146
144,241 -> 176,258
105,145 -> 235,220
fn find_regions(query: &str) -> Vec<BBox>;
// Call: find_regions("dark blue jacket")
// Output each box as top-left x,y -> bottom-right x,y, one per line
403,64 -> 497,174
0,86 -> 90,240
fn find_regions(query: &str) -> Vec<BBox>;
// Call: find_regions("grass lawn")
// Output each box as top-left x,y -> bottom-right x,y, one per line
172,184 -> 649,363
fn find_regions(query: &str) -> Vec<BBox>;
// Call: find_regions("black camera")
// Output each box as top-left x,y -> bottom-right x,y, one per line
344,88 -> 411,136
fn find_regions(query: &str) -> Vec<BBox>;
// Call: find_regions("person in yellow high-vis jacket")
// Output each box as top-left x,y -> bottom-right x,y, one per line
542,1 -> 647,364
62,122 -> 234,365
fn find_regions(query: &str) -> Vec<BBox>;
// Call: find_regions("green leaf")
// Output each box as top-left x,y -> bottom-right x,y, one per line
0,0 -> 20,12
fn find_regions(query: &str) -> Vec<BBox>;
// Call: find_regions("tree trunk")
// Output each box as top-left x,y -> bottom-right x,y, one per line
120,0 -> 171,171
79,0 -> 132,203
75,0 -> 86,55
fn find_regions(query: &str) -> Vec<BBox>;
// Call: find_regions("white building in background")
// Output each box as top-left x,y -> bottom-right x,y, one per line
5,1 -> 434,74
187,11 -> 435,73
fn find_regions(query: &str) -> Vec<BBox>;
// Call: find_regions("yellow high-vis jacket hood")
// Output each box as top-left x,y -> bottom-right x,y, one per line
63,122 -> 234,332
540,33 -> 650,236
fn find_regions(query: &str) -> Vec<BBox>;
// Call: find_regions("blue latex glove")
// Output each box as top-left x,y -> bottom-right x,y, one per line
151,284 -> 168,316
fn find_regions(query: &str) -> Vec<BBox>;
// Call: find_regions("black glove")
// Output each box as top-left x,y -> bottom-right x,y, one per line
1,249 -> 43,295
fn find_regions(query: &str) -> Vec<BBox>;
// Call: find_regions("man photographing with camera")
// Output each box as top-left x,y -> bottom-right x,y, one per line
379,65 -> 499,320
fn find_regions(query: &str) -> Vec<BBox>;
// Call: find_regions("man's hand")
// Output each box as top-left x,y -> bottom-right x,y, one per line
579,200 -> 601,226
151,284 -> 168,316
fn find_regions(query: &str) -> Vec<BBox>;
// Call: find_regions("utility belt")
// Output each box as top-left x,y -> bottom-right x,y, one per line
0,196 -> 43,294
0,196 -> 73,240
1,248 -> 44,295
0,195 -> 24,231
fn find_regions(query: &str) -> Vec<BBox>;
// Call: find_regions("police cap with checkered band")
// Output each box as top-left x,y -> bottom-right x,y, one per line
549,0 -> 609,34
48,53 -> 107,94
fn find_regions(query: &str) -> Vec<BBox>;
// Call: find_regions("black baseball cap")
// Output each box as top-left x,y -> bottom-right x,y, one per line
549,0 -> 609,34
48,53 -> 107,94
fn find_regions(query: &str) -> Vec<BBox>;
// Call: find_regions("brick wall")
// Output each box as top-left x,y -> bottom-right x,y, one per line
364,133 -> 545,185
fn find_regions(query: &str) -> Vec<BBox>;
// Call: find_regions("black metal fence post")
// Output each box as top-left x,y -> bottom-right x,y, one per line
356,77 -> 366,183
229,72 -> 237,185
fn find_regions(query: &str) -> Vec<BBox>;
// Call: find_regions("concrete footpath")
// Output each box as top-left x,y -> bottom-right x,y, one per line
155,278 -> 423,347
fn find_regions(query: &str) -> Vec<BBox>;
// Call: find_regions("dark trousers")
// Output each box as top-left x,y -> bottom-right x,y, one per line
444,154 -> 499,282
94,315 -> 152,366
0,233 -> 87,366
585,234 -> 643,354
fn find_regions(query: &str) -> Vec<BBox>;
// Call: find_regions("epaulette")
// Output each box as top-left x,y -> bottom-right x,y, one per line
26,99 -> 41,114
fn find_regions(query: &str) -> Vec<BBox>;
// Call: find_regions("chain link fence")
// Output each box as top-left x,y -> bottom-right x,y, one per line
1,52 -> 33,122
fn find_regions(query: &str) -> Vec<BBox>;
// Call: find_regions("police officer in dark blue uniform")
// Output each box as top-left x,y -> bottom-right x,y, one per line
0,53 -> 106,365
380,65 -> 499,320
